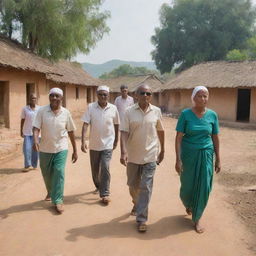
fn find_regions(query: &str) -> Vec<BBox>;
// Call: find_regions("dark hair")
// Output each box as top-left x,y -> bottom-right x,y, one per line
120,84 -> 128,90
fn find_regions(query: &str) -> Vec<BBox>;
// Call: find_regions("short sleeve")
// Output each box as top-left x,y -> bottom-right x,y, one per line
176,111 -> 186,133
120,109 -> 129,132
212,112 -> 219,135
21,107 -> 26,119
113,107 -> 120,125
33,109 -> 42,129
81,106 -> 91,124
66,112 -> 76,132
156,109 -> 164,131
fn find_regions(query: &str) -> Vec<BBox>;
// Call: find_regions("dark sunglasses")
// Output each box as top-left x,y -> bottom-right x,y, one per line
139,91 -> 152,96
98,93 -> 108,97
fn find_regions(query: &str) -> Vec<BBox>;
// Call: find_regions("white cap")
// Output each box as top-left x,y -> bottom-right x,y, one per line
97,85 -> 110,93
49,87 -> 63,96
191,86 -> 208,102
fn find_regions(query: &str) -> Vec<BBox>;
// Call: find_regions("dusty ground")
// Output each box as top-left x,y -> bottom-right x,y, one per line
0,117 -> 255,256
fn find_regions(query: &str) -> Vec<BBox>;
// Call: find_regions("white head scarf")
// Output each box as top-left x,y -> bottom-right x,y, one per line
191,86 -> 208,103
49,87 -> 63,96
97,85 -> 110,93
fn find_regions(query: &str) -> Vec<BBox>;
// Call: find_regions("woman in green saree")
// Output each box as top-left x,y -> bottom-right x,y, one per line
175,86 -> 221,233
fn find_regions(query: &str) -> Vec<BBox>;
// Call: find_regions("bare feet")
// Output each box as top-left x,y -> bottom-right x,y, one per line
194,220 -> 205,234
44,193 -> 51,201
55,204 -> 64,214
186,208 -> 192,215
101,196 -> 110,205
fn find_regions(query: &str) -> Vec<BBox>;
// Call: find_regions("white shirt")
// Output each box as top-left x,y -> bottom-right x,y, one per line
21,105 -> 40,136
120,103 -> 164,164
82,102 -> 120,151
114,95 -> 134,125
33,105 -> 76,153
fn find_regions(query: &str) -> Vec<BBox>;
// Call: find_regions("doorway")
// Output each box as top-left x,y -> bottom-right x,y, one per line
236,89 -> 251,122
26,83 -> 35,105
0,81 -> 10,128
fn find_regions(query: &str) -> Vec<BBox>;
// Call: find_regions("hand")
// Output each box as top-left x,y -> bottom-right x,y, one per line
20,132 -> 24,138
33,143 -> 39,152
215,159 -> 221,173
113,140 -> 118,150
81,142 -> 88,153
120,153 -> 128,166
72,151 -> 78,163
157,151 -> 164,164
175,160 -> 182,175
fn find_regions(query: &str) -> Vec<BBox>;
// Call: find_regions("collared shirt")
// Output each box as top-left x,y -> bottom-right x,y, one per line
120,103 -> 164,164
33,105 -> 76,153
21,105 -> 40,136
82,102 -> 120,151
114,95 -> 134,125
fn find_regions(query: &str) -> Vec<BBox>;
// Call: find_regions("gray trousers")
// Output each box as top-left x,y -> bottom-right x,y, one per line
127,162 -> 156,223
89,149 -> 112,197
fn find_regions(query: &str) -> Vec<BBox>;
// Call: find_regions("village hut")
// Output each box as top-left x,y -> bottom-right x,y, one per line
103,74 -> 164,106
162,61 -> 256,123
0,36 -> 100,129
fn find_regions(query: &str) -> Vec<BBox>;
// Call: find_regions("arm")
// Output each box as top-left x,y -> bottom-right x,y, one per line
157,130 -> 165,164
81,122 -> 89,153
175,132 -> 184,174
20,119 -> 25,138
212,134 -> 221,173
113,124 -> 119,150
120,131 -> 129,166
33,127 -> 40,152
68,131 -> 78,163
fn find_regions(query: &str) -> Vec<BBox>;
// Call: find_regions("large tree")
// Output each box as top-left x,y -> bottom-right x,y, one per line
0,0 -> 109,60
151,0 -> 256,73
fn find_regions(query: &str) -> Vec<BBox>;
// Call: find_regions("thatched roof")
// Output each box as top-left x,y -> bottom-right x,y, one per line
103,74 -> 164,93
163,61 -> 256,90
0,35 -> 100,86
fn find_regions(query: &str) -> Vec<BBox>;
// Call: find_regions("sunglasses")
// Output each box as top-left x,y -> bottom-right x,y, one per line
98,93 -> 108,97
139,91 -> 152,96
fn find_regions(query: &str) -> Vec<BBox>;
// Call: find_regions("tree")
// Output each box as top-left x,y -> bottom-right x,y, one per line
226,49 -> 248,61
0,0 -> 109,60
151,0 -> 256,73
99,64 -> 159,79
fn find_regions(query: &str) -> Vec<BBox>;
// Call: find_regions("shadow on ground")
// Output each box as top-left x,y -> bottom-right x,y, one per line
0,168 -> 24,175
66,213 -> 192,241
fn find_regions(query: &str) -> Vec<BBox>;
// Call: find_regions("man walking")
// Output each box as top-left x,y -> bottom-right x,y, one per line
33,88 -> 78,214
20,93 -> 40,172
81,85 -> 120,205
114,84 -> 134,125
120,84 -> 165,232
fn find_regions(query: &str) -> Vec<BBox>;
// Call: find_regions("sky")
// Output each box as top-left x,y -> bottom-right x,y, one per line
74,0 -> 168,64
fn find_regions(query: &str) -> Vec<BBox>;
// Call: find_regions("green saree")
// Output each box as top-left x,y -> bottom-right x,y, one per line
176,108 -> 219,222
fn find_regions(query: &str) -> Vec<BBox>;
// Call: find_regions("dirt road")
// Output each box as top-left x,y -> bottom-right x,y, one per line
0,118 -> 255,256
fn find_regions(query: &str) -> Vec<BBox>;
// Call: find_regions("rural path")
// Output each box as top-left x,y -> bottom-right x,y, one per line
0,118 -> 254,256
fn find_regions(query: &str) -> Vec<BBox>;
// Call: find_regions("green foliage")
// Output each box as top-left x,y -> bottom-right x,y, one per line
246,36 -> 256,59
226,49 -> 248,61
152,0 -> 256,73
0,0 -> 109,61
99,64 -> 159,79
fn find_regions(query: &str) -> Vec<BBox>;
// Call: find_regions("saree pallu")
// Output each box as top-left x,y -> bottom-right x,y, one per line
180,146 -> 214,222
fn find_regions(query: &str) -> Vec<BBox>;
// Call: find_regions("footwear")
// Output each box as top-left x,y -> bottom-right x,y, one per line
22,167 -> 31,172
101,197 -> 110,205
55,204 -> 64,214
130,206 -> 137,216
32,167 -> 37,170
186,208 -> 192,215
93,188 -> 99,194
137,222 -> 147,233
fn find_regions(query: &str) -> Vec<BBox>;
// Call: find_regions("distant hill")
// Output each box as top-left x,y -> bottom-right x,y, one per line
81,59 -> 157,78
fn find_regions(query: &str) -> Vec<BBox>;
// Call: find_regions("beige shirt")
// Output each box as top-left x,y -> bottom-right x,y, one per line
33,105 -> 76,153
120,103 -> 164,164
82,102 -> 120,151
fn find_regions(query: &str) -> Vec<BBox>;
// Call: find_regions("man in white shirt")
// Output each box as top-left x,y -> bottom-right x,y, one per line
20,93 -> 40,172
120,84 -> 165,232
114,84 -> 134,126
33,88 -> 78,214
81,85 -> 120,205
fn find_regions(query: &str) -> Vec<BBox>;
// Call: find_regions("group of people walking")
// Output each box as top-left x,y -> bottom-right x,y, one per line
20,83 -> 221,234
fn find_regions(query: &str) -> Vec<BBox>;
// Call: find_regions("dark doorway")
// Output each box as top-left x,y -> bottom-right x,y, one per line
26,83 -> 35,105
236,89 -> 251,122
0,81 -> 10,128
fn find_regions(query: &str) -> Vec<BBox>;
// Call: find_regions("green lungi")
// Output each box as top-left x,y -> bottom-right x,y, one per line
39,150 -> 68,204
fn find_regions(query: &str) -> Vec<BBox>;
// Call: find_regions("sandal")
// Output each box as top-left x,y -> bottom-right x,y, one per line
101,197 -> 110,205
130,206 -> 136,216
186,208 -> 192,215
137,222 -> 147,233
